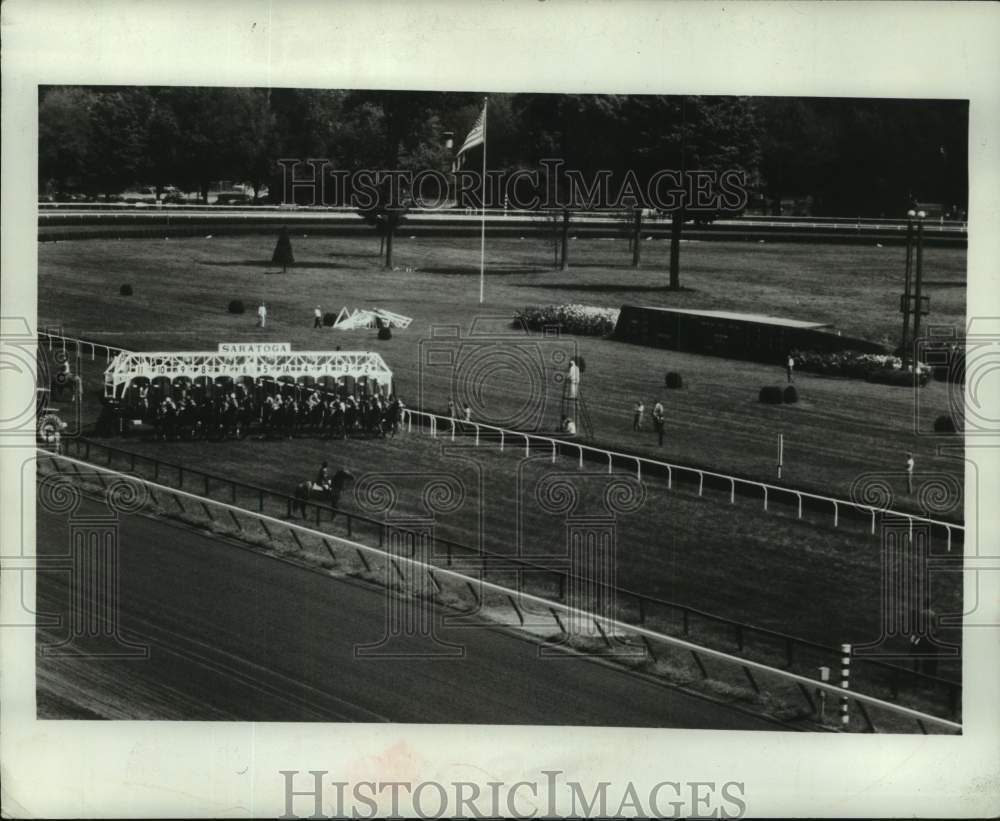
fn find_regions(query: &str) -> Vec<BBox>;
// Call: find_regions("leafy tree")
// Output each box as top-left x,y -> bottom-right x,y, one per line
87,88 -> 152,198
144,94 -> 183,197
272,226 -> 294,272
38,87 -> 97,195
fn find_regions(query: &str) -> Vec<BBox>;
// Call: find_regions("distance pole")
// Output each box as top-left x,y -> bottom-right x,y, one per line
817,665 -> 830,721
840,643 -> 852,728
777,433 -> 784,479
911,216 -> 925,361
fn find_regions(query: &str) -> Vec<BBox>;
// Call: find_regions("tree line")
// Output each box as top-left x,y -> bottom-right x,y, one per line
39,86 -> 967,218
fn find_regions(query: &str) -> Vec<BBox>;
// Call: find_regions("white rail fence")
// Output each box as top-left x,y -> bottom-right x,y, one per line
38,331 -> 963,548
36,450 -> 962,734
403,409 -> 963,549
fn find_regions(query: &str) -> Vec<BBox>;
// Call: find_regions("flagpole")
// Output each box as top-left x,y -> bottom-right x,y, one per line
479,97 -> 488,304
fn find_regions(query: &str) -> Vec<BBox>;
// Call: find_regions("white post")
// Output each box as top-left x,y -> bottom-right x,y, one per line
840,643 -> 852,728
777,433 -> 784,480
817,665 -> 830,721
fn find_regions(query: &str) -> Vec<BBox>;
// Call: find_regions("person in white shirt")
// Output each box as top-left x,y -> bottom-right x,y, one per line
786,353 -> 795,383
563,416 -> 577,436
313,306 -> 322,328
906,452 -> 915,493
633,400 -> 645,431
257,302 -> 267,328
567,358 -> 581,399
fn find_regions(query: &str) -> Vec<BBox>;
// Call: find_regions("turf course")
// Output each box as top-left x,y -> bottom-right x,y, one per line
37,232 -> 966,661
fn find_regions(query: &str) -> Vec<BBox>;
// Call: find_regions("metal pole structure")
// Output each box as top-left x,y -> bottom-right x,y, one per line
560,209 -> 570,271
777,433 -> 784,480
817,665 -> 830,722
632,207 -> 642,268
840,643 -> 853,728
911,212 -> 926,368
900,212 -> 915,366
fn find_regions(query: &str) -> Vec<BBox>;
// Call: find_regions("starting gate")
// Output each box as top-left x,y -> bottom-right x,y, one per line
104,345 -> 393,399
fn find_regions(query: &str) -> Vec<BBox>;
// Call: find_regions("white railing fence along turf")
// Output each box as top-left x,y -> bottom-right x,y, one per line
35,450 -> 961,734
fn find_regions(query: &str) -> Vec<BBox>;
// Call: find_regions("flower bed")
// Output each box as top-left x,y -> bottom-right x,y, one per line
791,349 -> 931,386
513,304 -> 620,337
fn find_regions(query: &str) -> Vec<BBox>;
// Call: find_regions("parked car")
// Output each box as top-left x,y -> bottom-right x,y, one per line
122,186 -> 159,205
214,191 -> 253,206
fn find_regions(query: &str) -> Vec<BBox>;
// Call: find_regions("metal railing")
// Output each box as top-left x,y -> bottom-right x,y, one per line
56,435 -> 962,722
39,330 -> 126,364
35,449 -> 961,734
36,330 -> 964,716
403,409 -> 964,549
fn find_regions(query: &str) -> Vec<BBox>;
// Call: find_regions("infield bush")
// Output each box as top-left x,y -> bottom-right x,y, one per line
934,414 -> 958,434
759,386 -> 784,404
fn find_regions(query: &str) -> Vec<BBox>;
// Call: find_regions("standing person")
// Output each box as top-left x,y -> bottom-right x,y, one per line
906,452 -> 915,494
567,358 -> 581,399
447,398 -> 457,419
632,400 -> 645,431
257,302 -> 267,328
786,352 -> 795,383
313,306 -> 323,328
652,399 -> 665,446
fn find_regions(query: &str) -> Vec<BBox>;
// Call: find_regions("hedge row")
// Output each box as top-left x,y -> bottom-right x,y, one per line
791,348 -> 931,387
513,304 -> 620,337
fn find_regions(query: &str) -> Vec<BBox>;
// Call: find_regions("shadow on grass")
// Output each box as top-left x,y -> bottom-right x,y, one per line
201,260 -> 352,270
515,282 -> 699,293
418,265 -> 553,276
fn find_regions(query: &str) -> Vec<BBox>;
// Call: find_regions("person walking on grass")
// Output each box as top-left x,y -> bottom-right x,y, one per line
313,306 -> 322,328
786,353 -> 795,383
633,400 -> 645,431
257,302 -> 267,328
652,400 -> 665,446
906,452 -> 915,494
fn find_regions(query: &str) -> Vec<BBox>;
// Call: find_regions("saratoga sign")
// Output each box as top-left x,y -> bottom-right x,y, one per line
217,342 -> 291,354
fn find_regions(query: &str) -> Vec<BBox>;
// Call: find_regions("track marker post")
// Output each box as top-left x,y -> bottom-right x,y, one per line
817,665 -> 830,721
840,643 -> 853,728
777,433 -> 784,480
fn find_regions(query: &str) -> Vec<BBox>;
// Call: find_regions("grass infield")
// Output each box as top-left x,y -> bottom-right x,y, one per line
38,233 -> 966,664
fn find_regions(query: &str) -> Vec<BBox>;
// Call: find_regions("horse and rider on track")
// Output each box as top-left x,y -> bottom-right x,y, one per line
291,461 -> 355,518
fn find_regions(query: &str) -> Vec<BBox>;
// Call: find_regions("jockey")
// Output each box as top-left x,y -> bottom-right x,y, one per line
316,460 -> 331,490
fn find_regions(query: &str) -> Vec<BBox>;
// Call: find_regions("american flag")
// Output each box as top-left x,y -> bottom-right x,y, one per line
452,100 -> 487,171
